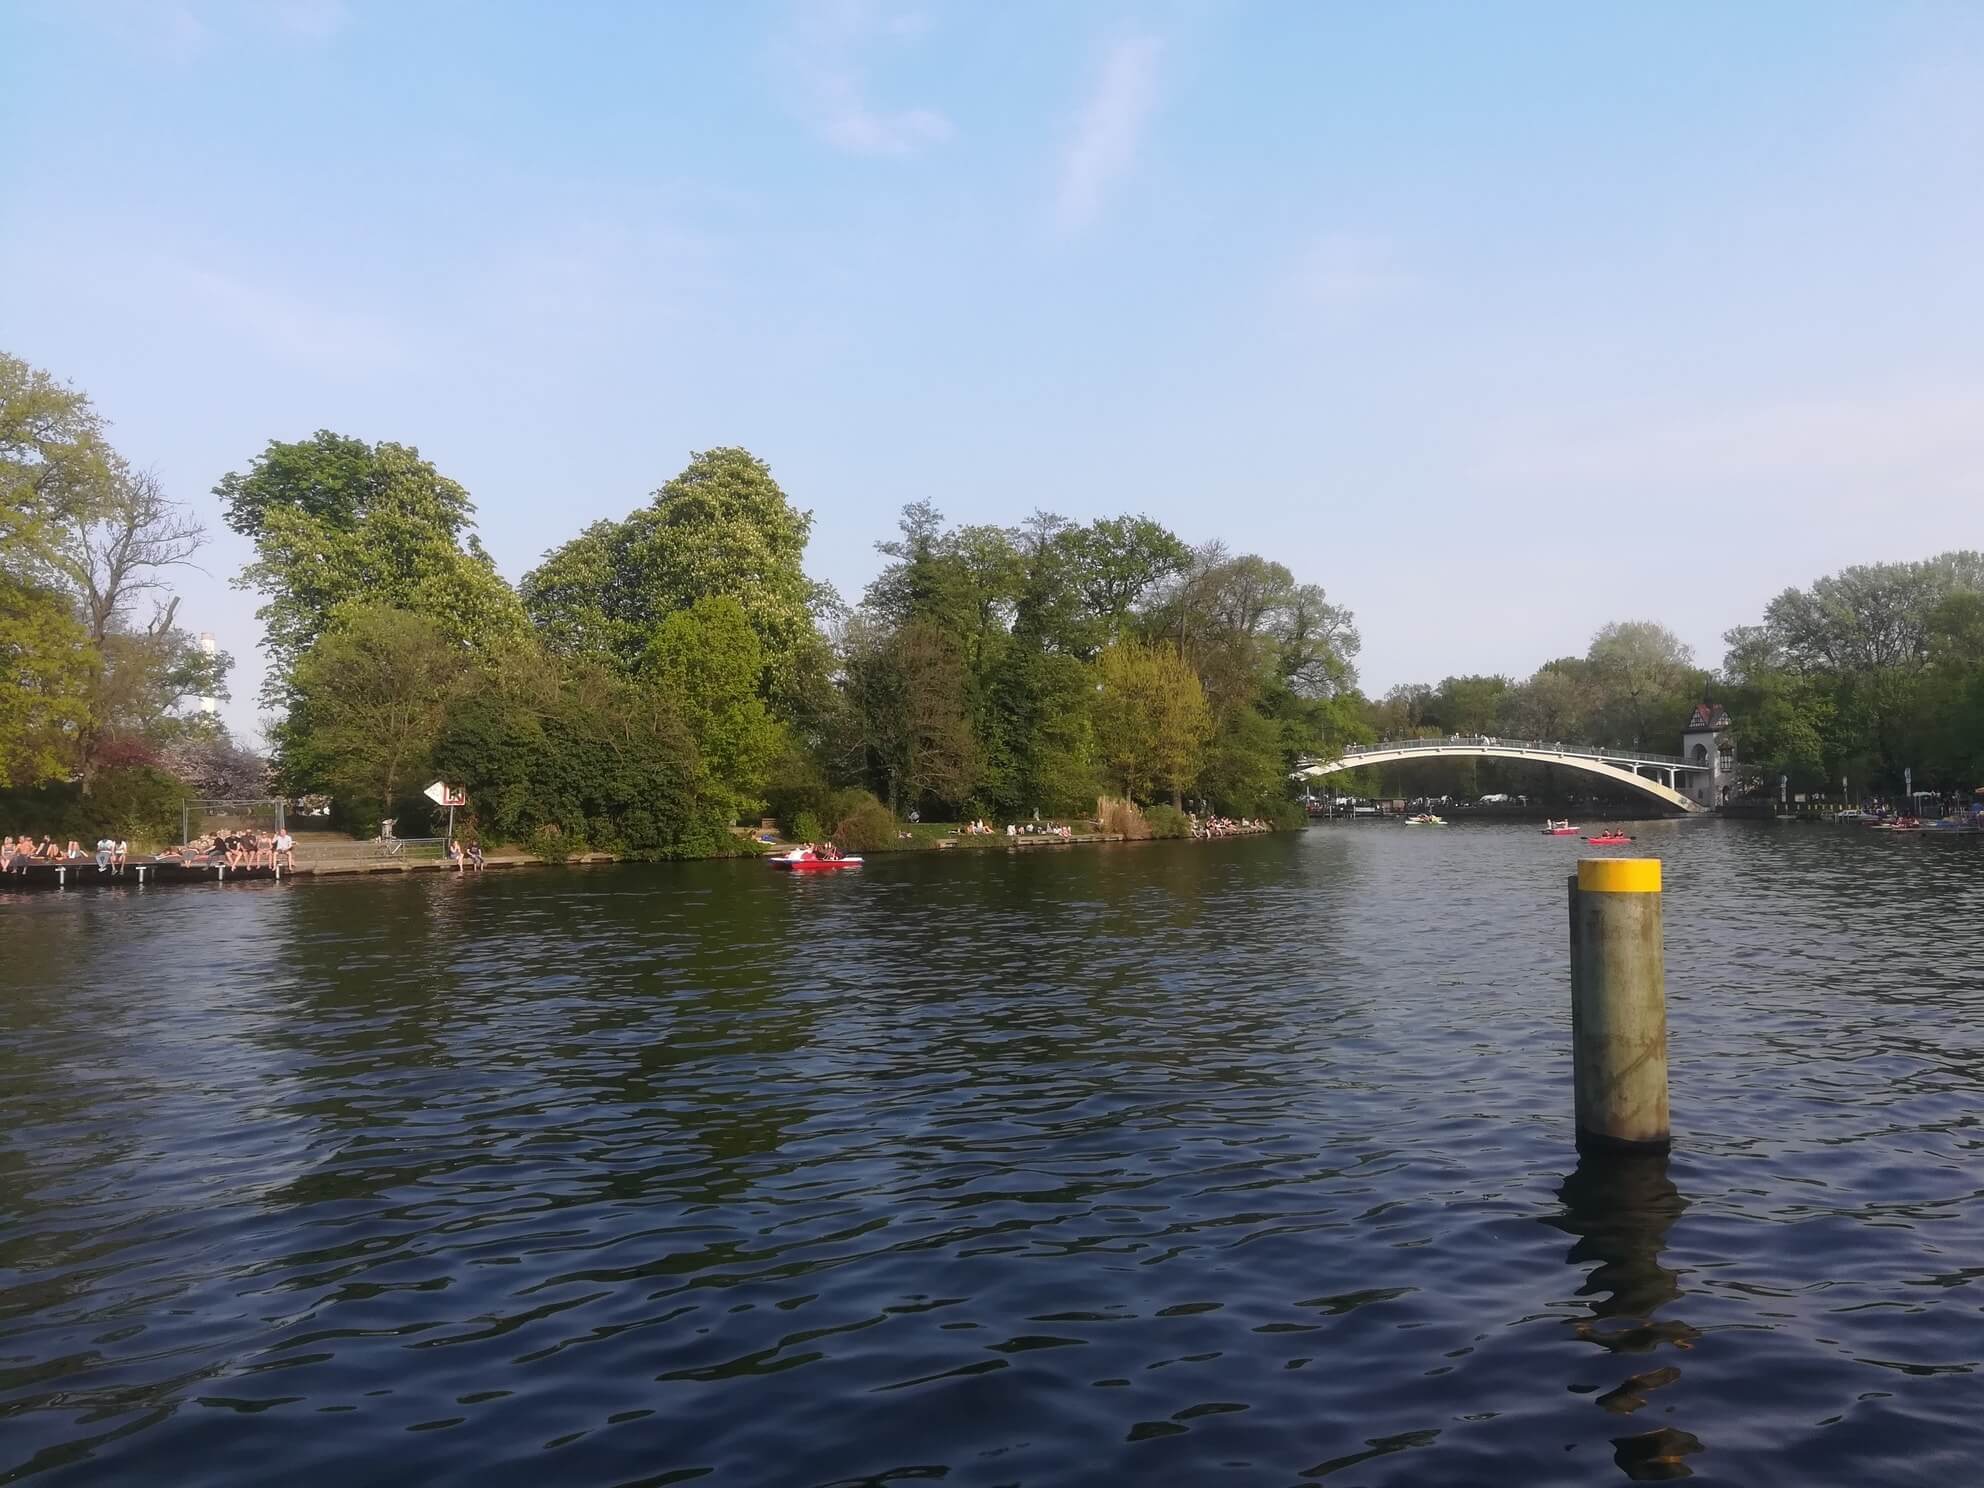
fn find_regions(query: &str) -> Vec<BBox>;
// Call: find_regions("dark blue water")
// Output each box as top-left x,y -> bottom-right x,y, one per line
4,823 -> 1982,1484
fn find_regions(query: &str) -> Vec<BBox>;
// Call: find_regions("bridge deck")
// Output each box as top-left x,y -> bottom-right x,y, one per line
1305,737 -> 1704,769
1292,737 -> 1710,813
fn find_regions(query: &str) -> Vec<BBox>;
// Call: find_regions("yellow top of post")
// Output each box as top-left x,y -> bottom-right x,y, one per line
1578,857 -> 1661,893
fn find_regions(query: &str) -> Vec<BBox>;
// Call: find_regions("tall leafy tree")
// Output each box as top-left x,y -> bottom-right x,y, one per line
1147,548 -> 1359,716
990,647 -> 1096,815
1,351 -> 115,570
893,618 -> 980,814
1428,674 -> 1511,734
4,355 -> 225,790
219,432 -> 527,699
644,596 -> 787,828
841,613 -> 980,815
0,576 -> 92,786
522,447 -> 829,713
1094,638 -> 1211,807
1587,621 -> 1697,749
45,467 -> 220,790
1063,515 -> 1191,648
1726,553 -> 1984,790
278,606 -> 469,826
1505,661 -> 1594,741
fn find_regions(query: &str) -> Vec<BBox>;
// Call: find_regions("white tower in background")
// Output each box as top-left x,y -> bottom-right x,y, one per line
1680,703 -> 1734,808
199,632 -> 219,716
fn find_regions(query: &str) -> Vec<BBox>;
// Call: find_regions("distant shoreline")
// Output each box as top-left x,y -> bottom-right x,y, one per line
1,825 -> 1287,891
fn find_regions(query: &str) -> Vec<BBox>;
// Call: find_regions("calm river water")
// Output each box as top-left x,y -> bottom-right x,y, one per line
4,823 -> 1983,1485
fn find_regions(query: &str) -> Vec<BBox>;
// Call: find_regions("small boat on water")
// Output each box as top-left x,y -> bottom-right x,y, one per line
1584,833 -> 1634,846
1542,820 -> 1579,836
1405,813 -> 1446,826
769,847 -> 863,872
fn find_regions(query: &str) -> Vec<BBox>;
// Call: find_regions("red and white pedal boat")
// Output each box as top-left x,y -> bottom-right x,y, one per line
769,847 -> 864,872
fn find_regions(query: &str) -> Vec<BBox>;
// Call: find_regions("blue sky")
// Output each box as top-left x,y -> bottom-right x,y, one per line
5,1 -> 1982,737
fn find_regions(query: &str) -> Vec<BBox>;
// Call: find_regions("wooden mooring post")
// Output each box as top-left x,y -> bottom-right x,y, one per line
1567,858 -> 1670,1153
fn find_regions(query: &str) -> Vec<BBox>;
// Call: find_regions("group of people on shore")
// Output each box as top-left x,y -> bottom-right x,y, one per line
2,836 -> 123,873
1191,815 -> 1268,839
447,838 -> 486,872
159,830 -> 294,870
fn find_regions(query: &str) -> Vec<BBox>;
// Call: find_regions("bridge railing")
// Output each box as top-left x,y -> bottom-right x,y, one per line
1308,737 -> 1700,769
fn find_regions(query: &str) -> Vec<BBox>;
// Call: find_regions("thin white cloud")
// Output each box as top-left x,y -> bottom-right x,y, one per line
1057,35 -> 1163,231
783,0 -> 952,156
1287,233 -> 1414,309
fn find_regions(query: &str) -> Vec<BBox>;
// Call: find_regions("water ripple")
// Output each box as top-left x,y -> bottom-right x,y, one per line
4,824 -> 1983,1483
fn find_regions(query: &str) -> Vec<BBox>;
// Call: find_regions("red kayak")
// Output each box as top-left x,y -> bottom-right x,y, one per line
770,850 -> 863,871
1541,822 -> 1579,836
1584,834 -> 1634,846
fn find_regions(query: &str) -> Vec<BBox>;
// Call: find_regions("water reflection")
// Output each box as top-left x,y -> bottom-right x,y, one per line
9,825 -> 1984,1483
1547,1152 -> 1702,1481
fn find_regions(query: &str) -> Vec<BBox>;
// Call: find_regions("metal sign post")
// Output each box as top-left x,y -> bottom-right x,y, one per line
424,781 -> 466,850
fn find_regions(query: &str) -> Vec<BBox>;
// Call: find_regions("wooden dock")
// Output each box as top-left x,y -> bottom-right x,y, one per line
3,857 -> 295,889
0,854 -> 569,890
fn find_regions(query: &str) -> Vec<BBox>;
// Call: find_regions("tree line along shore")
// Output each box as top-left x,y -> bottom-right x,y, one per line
6,348 -> 1982,860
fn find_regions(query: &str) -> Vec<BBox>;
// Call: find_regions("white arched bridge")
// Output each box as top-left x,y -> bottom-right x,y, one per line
1295,737 -> 1710,813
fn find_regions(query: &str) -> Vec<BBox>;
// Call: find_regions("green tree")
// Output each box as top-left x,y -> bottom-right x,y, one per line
644,596 -> 787,827
1,351 -> 116,570
1094,638 -> 1211,807
1199,702 -> 1287,815
991,647 -> 1096,815
430,657 -> 714,859
1369,682 -> 1434,737
1587,621 -> 1697,749
1148,548 -> 1359,713
1728,553 -> 1984,791
219,432 -> 527,698
41,467 -> 220,790
840,613 -> 981,815
1922,590 -> 1984,789
895,618 -> 981,814
279,606 -> 469,826
1428,674 -> 1510,734
0,576 -> 92,786
1063,515 -> 1190,647
522,448 -> 829,712
1505,661 -> 1593,741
